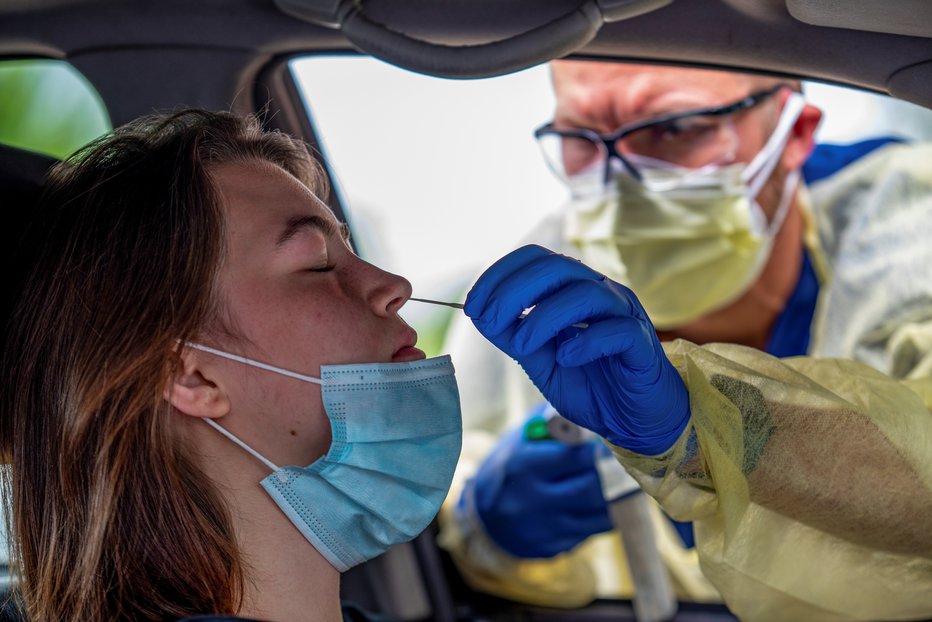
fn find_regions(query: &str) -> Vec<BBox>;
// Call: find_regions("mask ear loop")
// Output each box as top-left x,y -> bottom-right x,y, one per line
203,417 -> 281,473
743,92 -> 806,198
767,169 -> 801,237
182,341 -> 328,476
185,342 -> 326,385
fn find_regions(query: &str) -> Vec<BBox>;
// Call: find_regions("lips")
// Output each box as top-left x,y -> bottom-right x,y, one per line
392,345 -> 427,362
392,327 -> 425,362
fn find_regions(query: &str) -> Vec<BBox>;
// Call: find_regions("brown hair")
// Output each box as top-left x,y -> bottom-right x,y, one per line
1,110 -> 327,621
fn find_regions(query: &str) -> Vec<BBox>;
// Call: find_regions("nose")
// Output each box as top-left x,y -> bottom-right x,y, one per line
364,261 -> 412,317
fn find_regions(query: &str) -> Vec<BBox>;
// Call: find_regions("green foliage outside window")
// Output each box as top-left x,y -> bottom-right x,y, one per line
0,59 -> 111,160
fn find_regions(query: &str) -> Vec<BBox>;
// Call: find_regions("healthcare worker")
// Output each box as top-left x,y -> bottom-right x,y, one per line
439,61 -> 932,622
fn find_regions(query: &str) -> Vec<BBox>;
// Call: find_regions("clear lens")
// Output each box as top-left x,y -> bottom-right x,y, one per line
537,112 -> 741,197
537,132 -> 613,197
618,115 -> 739,169
537,132 -> 608,181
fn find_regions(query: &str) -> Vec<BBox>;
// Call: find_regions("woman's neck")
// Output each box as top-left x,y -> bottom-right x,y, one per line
234,482 -> 342,622
194,421 -> 343,622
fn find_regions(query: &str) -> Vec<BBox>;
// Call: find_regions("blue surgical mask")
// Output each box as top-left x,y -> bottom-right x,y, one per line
185,343 -> 463,571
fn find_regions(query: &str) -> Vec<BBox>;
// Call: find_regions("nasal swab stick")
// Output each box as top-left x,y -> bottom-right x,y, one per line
410,297 -> 588,329
409,297 -> 464,309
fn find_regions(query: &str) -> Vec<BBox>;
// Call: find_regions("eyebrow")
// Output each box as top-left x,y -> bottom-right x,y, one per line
276,215 -> 351,248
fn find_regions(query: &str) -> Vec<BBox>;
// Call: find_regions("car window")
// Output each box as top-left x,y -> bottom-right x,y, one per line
290,56 -> 932,356
804,81 -> 932,143
291,56 -> 563,355
0,59 -> 111,160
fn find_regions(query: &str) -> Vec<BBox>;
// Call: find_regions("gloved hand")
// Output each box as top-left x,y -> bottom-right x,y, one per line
464,245 -> 690,455
463,417 -> 612,559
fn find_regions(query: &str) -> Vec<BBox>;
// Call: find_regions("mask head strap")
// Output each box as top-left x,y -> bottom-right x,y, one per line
743,92 -> 806,197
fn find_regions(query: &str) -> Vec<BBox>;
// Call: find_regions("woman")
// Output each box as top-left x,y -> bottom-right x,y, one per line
1,110 -> 461,621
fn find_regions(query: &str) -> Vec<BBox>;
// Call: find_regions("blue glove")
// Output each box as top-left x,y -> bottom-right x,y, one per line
463,420 -> 612,559
464,245 -> 690,455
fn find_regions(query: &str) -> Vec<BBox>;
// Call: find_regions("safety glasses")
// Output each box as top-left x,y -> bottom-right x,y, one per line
534,84 -> 787,194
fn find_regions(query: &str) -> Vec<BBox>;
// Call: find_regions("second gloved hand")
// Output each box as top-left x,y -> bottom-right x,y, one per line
464,245 -> 690,455
463,421 -> 612,558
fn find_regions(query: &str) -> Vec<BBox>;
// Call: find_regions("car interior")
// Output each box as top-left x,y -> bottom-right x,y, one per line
1,1 -> 931,621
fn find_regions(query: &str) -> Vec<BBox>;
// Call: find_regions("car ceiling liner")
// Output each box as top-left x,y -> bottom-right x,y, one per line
273,0 -> 674,79
786,0 -> 932,39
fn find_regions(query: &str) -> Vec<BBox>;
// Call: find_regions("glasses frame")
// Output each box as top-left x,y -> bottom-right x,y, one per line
534,84 -> 787,185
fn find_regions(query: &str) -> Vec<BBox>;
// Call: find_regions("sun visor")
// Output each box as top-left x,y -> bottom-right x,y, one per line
273,0 -> 673,78
787,0 -> 932,39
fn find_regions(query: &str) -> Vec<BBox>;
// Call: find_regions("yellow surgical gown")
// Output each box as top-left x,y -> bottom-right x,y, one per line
439,143 -> 932,620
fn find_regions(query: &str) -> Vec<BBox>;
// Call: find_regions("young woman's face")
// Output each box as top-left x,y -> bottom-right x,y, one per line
205,160 -> 421,466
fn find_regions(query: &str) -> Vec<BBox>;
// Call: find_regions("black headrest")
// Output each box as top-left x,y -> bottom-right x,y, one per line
0,143 -> 56,211
0,143 -> 58,348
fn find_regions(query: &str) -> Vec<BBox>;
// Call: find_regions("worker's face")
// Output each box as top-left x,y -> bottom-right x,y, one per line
550,61 -> 819,220
201,161 -> 419,467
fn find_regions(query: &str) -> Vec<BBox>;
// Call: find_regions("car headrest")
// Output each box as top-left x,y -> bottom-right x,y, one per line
0,143 -> 55,212
0,143 -> 58,350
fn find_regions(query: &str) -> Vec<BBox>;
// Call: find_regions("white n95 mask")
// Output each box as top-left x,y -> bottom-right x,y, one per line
565,93 -> 805,330
186,343 -> 462,572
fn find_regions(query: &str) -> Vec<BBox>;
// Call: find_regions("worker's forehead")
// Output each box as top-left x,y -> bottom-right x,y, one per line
552,61 -> 781,108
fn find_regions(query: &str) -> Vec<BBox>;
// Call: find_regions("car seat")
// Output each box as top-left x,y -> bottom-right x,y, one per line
0,143 -> 56,346
0,142 -> 57,622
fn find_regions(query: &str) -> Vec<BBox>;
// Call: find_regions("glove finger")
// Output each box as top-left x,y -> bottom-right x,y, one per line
487,485 -> 610,545
468,251 -> 604,338
555,316 -> 659,372
543,468 -> 610,513
571,507 -> 614,538
538,442 -> 604,480
500,530 -> 584,559
507,503 -> 606,541
474,317 -> 560,389
514,334 -> 561,388
464,245 -> 553,318
512,278 -> 644,356
503,440 -> 598,479
547,507 -> 614,542
485,494 -> 611,558
471,317 -> 524,360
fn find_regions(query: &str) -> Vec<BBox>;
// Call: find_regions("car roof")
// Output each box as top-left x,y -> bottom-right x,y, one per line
2,0 -> 931,128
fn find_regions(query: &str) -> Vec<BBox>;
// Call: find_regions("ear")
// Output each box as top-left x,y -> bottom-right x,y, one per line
781,98 -> 823,172
164,348 -> 231,419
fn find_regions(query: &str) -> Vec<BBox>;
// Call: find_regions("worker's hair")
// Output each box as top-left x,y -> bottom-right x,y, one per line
0,109 -> 327,621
